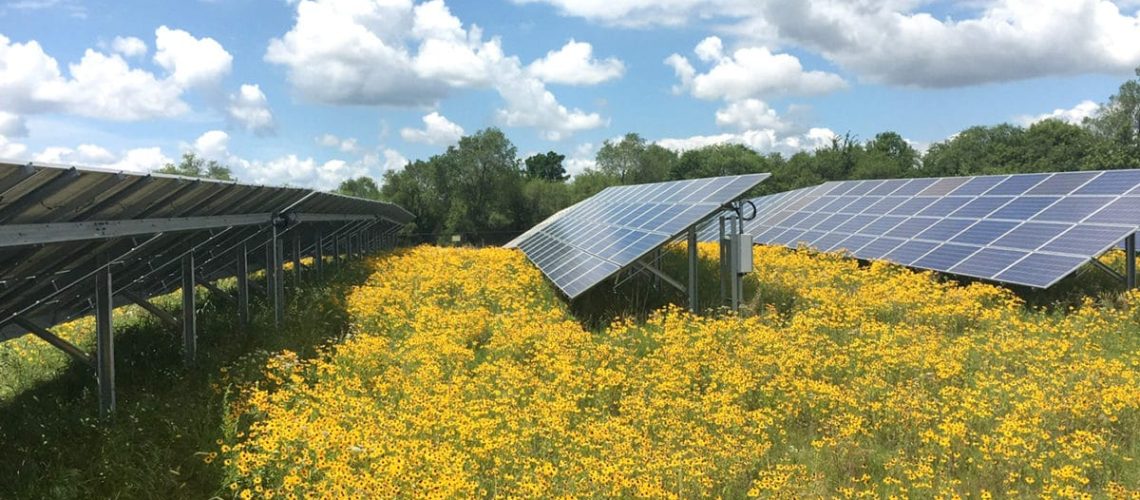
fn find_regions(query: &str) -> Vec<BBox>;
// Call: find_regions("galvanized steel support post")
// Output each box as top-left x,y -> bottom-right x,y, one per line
95,254 -> 115,420
687,227 -> 699,312
265,235 -> 274,297
292,233 -> 302,283
271,225 -> 285,327
237,242 -> 249,325
1127,233 -> 1137,290
315,230 -> 324,279
181,252 -> 196,366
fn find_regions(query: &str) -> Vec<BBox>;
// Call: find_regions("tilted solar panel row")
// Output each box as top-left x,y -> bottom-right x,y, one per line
701,169 -> 1140,288
507,174 -> 769,298
0,160 -> 413,340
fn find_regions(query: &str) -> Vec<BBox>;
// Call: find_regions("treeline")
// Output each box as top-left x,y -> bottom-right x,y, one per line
341,69 -> 1140,244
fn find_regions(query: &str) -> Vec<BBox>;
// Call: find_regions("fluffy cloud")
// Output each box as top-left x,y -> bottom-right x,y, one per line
108,147 -> 172,173
0,135 -> 28,158
233,148 -> 407,190
27,142 -> 170,172
34,143 -> 115,164
521,0 -> 1140,88
153,26 -> 233,88
527,39 -> 625,85
227,84 -> 275,134
265,0 -> 447,105
0,28 -> 231,122
657,127 -> 836,155
191,130 -> 230,159
317,133 -> 359,153
111,36 -> 147,58
564,142 -> 599,176
0,112 -> 28,137
714,98 -> 789,132
48,49 -> 190,120
666,36 -> 846,101
509,0 -> 745,27
1016,100 -> 1101,126
400,112 -> 465,145
266,0 -> 606,139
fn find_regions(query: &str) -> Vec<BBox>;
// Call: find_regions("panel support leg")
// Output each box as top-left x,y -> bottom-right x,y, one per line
237,242 -> 249,325
272,226 -> 285,326
292,233 -> 302,283
315,230 -> 324,279
120,289 -> 180,329
95,255 -> 115,420
688,227 -> 699,313
1127,233 -> 1137,290
182,252 -> 196,366
12,316 -> 94,368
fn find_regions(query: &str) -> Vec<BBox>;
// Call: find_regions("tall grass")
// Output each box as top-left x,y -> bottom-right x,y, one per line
0,260 -> 372,499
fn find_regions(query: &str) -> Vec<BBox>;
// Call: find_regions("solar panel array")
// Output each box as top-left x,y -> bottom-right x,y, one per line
0,160 -> 413,341
507,174 -> 769,298
702,170 -> 1140,288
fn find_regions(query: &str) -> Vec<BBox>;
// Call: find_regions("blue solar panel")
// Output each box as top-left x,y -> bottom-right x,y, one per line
508,174 -> 769,298
698,169 -> 1140,288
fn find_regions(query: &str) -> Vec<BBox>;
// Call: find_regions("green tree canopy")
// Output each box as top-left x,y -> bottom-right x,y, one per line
524,151 -> 568,181
156,153 -> 234,181
335,176 -> 383,200
596,133 -> 675,184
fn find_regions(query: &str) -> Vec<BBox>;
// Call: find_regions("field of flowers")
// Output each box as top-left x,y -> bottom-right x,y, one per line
219,245 -> 1140,498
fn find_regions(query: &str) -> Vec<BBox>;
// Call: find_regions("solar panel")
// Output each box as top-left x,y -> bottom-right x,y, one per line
0,160 -> 414,341
701,170 -> 1140,288
507,174 -> 769,298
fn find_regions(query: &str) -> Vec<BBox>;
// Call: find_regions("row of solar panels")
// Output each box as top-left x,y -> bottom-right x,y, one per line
699,169 -> 1140,288
509,168 -> 1140,301
505,174 -> 769,297
0,160 -> 413,340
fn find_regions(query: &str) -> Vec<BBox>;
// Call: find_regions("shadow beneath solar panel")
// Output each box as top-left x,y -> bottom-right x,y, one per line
944,251 -> 1139,311
0,260 -> 374,499
568,245 -> 764,330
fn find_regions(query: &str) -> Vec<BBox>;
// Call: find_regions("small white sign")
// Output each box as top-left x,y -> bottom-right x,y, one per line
451,235 -> 461,243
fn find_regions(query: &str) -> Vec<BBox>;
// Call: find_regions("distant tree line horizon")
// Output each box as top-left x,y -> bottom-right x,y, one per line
168,69 -> 1140,245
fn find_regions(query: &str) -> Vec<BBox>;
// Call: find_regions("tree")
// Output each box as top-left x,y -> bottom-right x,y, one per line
920,124 -> 1027,177
1085,67 -> 1140,148
157,153 -> 234,180
852,131 -> 919,179
568,168 -> 620,201
524,151 -> 568,181
381,128 -> 523,244
671,143 -> 771,180
596,133 -> 674,184
336,176 -> 383,200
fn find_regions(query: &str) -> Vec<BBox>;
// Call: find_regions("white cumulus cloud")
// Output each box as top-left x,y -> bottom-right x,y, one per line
400,112 -> 465,146
1016,100 -> 1102,126
520,0 -> 1140,88
111,36 -> 147,58
227,84 -> 275,134
527,39 -> 625,85
154,25 -> 233,88
317,133 -> 359,153
266,0 -> 606,139
657,127 -> 837,155
666,36 -> 846,101
0,111 -> 28,137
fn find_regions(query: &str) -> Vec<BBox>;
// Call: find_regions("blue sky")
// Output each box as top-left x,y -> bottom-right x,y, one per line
0,0 -> 1137,189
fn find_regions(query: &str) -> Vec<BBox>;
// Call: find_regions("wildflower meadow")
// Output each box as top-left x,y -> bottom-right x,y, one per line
215,245 -> 1140,498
